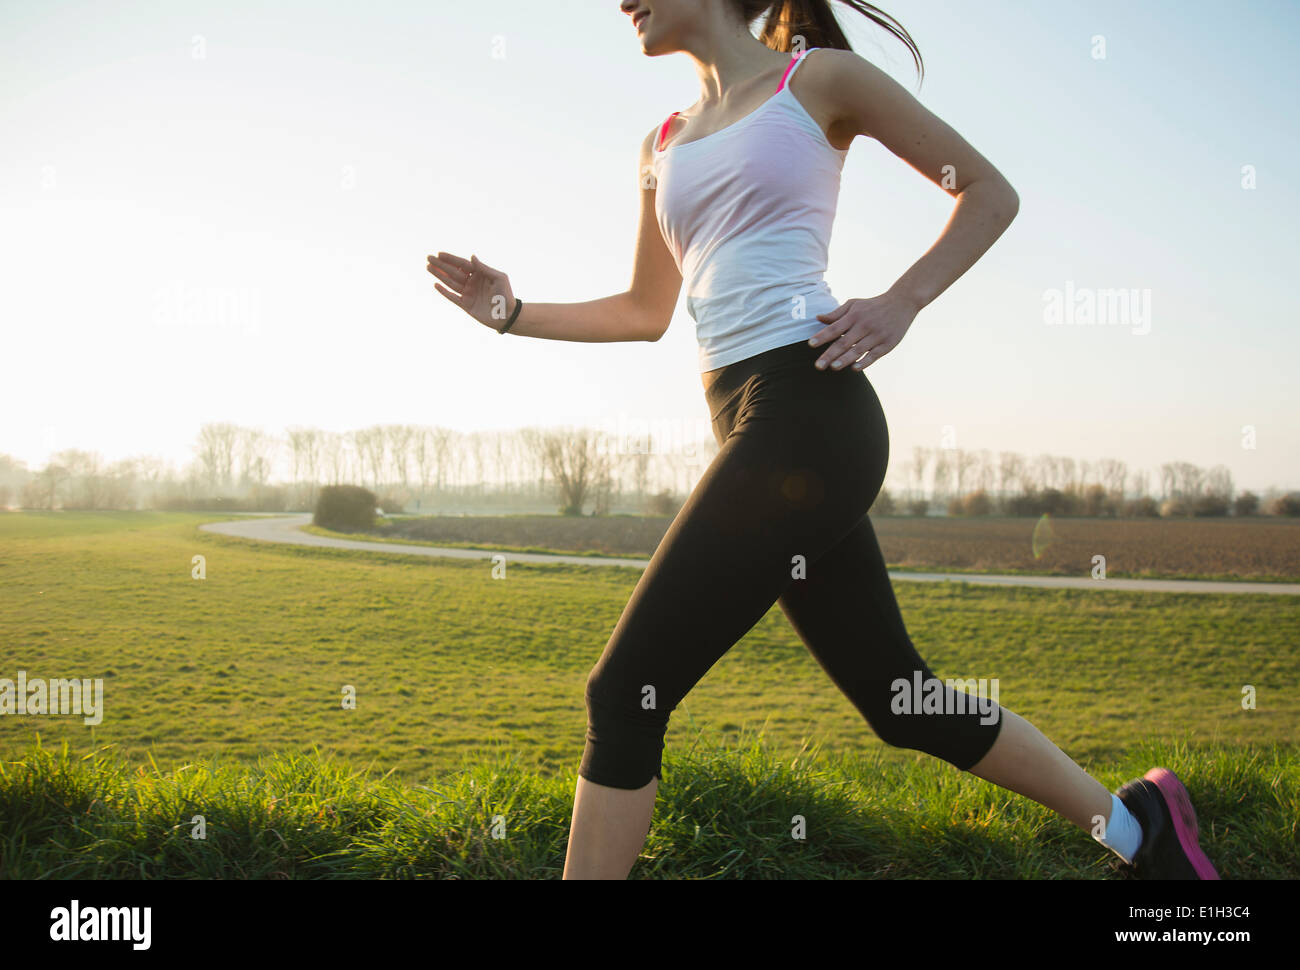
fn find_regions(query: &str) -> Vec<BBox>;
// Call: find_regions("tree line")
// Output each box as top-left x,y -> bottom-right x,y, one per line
1,423 -> 1296,518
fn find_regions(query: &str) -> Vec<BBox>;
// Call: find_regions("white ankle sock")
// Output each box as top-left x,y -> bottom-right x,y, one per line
1096,793 -> 1144,863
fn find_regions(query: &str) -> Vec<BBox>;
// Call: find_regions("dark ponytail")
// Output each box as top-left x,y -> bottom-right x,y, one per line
735,0 -> 923,83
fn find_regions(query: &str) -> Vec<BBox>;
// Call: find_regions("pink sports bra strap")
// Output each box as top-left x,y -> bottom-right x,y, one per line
775,52 -> 800,92
657,111 -> 681,152
775,47 -> 815,92
658,49 -> 814,152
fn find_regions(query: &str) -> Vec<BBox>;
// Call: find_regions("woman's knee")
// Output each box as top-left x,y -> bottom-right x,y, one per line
580,681 -> 670,790
859,671 -> 1003,769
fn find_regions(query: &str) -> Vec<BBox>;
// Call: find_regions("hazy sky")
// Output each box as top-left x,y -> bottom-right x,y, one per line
3,0 -> 1297,493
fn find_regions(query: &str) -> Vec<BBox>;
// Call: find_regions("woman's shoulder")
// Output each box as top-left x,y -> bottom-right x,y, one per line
787,48 -> 867,151
792,46 -> 865,87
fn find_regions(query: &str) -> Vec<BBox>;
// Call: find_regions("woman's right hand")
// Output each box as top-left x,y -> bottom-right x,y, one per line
426,251 -> 517,331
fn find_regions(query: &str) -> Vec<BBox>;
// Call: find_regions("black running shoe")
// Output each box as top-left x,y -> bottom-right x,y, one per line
1115,767 -> 1219,879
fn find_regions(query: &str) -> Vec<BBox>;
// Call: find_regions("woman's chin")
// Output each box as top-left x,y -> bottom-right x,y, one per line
636,28 -> 676,57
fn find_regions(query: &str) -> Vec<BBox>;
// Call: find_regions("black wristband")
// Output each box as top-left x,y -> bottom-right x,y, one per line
498,298 -> 523,335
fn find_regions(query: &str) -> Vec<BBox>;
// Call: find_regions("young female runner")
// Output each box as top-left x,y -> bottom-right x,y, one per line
426,0 -> 1219,881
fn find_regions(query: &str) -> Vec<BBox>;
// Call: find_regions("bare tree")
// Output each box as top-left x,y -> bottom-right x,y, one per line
517,427 -> 547,497
973,449 -> 994,493
431,427 -> 452,491
591,461 -> 615,516
196,423 -> 239,491
932,449 -> 952,504
0,455 -> 29,508
910,446 -> 930,502
104,458 -> 138,509
1097,457 -> 1128,500
348,429 -> 368,487
953,449 -> 978,498
1132,467 -> 1150,498
287,427 -> 323,506
1031,454 -> 1057,492
1059,456 -> 1078,493
1170,462 -> 1205,500
238,428 -> 275,487
303,430 -> 322,492
386,425 -> 414,492
129,458 -> 151,504
529,427 -> 612,515
286,427 -> 311,488
1155,462 -> 1208,513
492,430 -> 515,493
136,455 -> 168,485
56,451 -> 86,503
466,433 -> 485,494
627,433 -> 652,499
993,449 -> 1013,499
444,430 -> 467,491
321,431 -> 347,486
1205,464 -> 1233,500
32,461 -> 69,509
351,427 -> 387,491
53,449 -> 102,509
412,426 -> 433,497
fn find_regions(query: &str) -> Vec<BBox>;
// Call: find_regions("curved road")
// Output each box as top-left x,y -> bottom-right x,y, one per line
198,513 -> 1300,596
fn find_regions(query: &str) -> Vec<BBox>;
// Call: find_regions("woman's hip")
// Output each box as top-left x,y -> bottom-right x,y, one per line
703,339 -> 890,505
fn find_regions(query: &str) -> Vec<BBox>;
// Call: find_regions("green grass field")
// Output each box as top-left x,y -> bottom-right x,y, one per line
1,511 -> 1296,878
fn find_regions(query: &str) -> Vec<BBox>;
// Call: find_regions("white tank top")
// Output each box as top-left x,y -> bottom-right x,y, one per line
651,48 -> 849,372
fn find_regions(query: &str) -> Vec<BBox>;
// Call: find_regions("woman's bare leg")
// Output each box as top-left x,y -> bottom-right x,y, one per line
966,707 -> 1113,831
560,709 -> 1113,878
775,515 -> 1117,838
562,775 -> 658,880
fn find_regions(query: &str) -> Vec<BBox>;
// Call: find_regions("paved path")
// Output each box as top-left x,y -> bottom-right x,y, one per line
198,513 -> 1300,596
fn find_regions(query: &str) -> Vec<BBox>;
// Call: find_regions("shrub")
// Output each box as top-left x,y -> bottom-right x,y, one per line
1040,488 -> 1073,515
249,484 -> 288,512
314,484 -> 377,531
1233,491 -> 1259,516
1266,492 -> 1300,517
1191,494 -> 1229,517
1005,488 -> 1074,516
644,489 -> 682,517
19,480 -> 53,509
1122,496 -> 1159,517
157,495 -> 246,512
1081,483 -> 1112,516
870,488 -> 895,515
1160,497 -> 1192,518
375,493 -> 406,516
1004,493 -> 1034,516
906,498 -> 929,517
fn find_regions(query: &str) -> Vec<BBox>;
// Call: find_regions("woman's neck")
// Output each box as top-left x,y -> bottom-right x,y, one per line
679,22 -> 790,106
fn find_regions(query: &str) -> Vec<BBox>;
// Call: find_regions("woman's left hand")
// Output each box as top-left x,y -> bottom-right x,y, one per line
808,291 -> 920,371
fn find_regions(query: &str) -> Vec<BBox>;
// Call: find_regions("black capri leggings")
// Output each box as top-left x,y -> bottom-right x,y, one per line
579,337 -> 1003,789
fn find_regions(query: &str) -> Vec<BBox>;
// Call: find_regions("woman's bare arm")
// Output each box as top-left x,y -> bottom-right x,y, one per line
426,127 -> 682,343
790,48 -> 1020,369
814,48 -> 1020,313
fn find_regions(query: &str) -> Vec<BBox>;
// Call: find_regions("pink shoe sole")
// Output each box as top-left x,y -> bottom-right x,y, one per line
1144,767 -> 1220,880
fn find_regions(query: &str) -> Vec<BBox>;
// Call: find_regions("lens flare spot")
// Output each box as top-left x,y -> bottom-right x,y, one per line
1031,513 -> 1056,559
